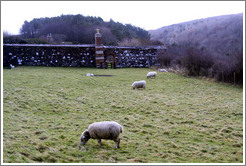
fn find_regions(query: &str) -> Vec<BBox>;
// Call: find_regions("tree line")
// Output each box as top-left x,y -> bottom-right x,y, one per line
4,14 -> 161,46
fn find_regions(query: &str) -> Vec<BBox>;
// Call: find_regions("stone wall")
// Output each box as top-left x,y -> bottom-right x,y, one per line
3,44 -> 164,68
105,46 -> 160,68
3,44 -> 95,67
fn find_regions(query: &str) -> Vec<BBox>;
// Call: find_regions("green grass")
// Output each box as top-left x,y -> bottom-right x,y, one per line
3,66 -> 243,163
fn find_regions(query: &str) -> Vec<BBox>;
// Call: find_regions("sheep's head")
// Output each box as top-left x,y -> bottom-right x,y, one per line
80,130 -> 91,145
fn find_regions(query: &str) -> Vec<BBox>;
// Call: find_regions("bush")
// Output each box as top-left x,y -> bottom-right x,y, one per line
180,47 -> 214,77
4,36 -> 47,44
25,38 -> 48,44
158,43 -> 242,85
157,44 -> 184,67
3,35 -> 27,44
213,50 -> 243,84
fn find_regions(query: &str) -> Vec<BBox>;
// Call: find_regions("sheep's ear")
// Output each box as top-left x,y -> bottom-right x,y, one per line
83,130 -> 90,137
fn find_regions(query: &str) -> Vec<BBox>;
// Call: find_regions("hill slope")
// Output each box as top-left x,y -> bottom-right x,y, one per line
149,13 -> 243,57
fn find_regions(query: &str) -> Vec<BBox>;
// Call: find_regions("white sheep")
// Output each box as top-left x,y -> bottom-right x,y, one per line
10,64 -> 15,68
86,73 -> 94,76
80,121 -> 123,149
132,80 -> 146,89
158,68 -> 168,72
147,71 -> 157,78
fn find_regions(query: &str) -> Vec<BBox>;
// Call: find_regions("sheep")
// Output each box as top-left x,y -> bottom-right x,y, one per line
158,68 -> 168,72
86,73 -> 94,76
10,64 -> 15,69
147,71 -> 157,78
131,80 -> 146,89
80,121 -> 123,149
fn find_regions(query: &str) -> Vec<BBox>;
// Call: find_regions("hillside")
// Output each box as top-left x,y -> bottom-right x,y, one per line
149,13 -> 243,57
18,14 -> 151,46
150,13 -> 243,84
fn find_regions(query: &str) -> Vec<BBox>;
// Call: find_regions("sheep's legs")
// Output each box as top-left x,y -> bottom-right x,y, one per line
97,139 -> 102,147
114,138 -> 120,149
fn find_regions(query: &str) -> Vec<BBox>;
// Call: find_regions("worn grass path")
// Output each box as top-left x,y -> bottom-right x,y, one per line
3,67 -> 243,163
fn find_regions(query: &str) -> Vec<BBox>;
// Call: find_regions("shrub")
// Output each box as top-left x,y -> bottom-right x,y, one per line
3,36 -> 48,44
25,38 -> 48,44
213,49 -> 243,84
157,44 -> 184,67
3,35 -> 27,44
157,42 -> 242,85
180,47 -> 214,77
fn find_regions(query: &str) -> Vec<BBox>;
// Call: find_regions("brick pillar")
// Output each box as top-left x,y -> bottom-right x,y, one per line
95,29 -> 105,68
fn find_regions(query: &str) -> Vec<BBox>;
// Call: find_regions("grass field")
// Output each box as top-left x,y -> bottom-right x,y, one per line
3,67 -> 244,163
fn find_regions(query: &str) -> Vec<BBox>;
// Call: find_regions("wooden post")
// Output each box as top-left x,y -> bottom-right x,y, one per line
234,72 -> 236,84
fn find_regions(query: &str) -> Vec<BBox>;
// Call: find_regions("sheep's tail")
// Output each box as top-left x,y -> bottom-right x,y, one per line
120,125 -> 124,133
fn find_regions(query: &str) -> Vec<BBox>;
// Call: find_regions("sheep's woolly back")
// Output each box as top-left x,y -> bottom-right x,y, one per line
132,80 -> 146,89
147,71 -> 157,77
87,121 -> 123,139
86,73 -> 94,76
158,69 -> 168,72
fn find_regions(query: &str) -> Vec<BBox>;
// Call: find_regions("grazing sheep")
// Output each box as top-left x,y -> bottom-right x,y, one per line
147,71 -> 157,78
158,68 -> 168,72
132,80 -> 146,89
86,73 -> 94,76
10,64 -> 15,68
80,121 -> 123,149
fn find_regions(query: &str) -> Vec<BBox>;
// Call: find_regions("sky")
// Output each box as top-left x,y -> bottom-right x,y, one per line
1,1 -> 245,35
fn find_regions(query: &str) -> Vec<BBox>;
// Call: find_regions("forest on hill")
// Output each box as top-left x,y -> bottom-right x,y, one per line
149,13 -> 243,57
150,13 -> 243,84
4,14 -> 160,46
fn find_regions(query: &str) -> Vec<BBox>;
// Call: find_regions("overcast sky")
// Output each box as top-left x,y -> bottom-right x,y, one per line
1,1 -> 245,35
